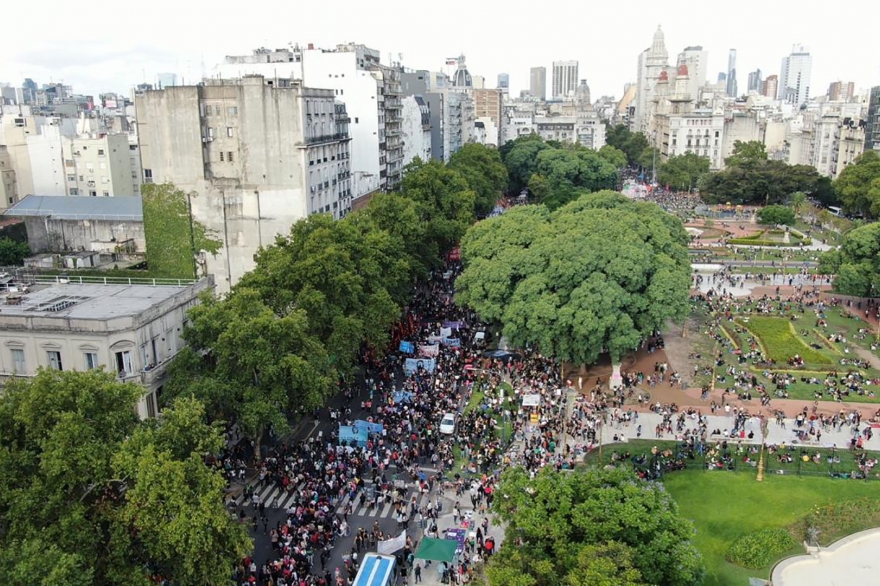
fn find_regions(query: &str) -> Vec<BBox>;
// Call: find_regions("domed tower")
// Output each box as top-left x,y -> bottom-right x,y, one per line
576,79 -> 592,110
452,54 -> 473,88
670,63 -> 694,113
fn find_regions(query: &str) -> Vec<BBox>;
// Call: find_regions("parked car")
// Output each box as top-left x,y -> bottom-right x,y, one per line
439,413 -> 456,435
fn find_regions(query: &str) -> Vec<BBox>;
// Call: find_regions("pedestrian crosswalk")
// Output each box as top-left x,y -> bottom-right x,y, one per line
230,467 -> 445,520
337,484 -> 434,519
231,480 -> 309,511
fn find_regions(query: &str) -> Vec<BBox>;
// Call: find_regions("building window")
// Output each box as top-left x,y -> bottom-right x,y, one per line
98,149 -> 105,156
89,190 -> 97,196
204,105 -> 212,116
10,348 -> 25,373
85,352 -> 99,370
144,169 -> 153,184
227,127 -> 234,137
67,175 -> 76,182
47,351 -> 63,371
220,152 -> 225,162
355,117 -> 359,124
115,350 -> 133,375
207,127 -> 214,139
227,106 -> 238,115
102,190 -> 109,196
69,188 -> 78,195
227,152 -> 234,163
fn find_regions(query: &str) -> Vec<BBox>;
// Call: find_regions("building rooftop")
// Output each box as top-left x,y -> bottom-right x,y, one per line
4,195 -> 143,221
0,283 -> 191,320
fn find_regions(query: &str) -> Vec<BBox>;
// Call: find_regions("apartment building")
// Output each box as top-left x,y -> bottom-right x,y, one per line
136,76 -> 351,291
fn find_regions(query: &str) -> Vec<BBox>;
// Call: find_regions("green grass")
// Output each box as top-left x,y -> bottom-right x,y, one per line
664,471 -> 880,586
739,316 -> 833,367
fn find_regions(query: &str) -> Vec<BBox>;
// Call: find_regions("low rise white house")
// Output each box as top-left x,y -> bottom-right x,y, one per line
0,278 -> 213,418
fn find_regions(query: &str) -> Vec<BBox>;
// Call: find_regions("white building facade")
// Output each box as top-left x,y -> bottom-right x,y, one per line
552,61 -> 579,99
778,45 -> 813,107
0,279 -> 212,419
401,95 -> 431,165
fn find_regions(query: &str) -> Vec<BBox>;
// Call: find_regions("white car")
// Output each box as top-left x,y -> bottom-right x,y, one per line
439,413 -> 456,435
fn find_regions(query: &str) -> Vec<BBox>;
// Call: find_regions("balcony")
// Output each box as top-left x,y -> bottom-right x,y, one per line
297,133 -> 352,147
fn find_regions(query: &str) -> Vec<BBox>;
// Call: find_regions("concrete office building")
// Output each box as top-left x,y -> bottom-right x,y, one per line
677,46 -> 708,103
530,67 -> 547,101
634,26 -> 669,135
748,69 -> 763,93
866,86 -> 880,152
400,95 -> 431,165
552,61 -> 579,99
726,49 -> 738,97
778,45 -> 812,107
762,75 -> 779,99
136,76 -> 351,292
0,278 -> 212,419
827,81 -> 855,102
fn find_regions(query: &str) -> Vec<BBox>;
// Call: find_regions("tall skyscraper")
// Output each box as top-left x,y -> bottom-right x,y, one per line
552,61 -> 579,99
497,73 -> 509,90
677,46 -> 707,102
634,26 -> 668,134
529,67 -> 546,100
726,49 -> 738,97
827,81 -> 855,101
747,69 -> 762,93
778,44 -> 812,106
761,75 -> 778,98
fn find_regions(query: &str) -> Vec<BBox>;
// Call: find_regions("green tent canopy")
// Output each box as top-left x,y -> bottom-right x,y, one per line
414,538 -> 458,563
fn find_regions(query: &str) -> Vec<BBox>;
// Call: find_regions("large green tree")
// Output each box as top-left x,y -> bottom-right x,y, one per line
604,124 -> 650,167
819,222 -> 880,297
657,152 -> 711,191
165,288 -> 335,441
0,370 -> 249,585
724,140 -> 768,168
399,158 -> 476,252
701,160 -> 820,205
834,150 -> 880,219
449,143 -> 509,217
487,467 -> 703,586
532,147 -> 618,210
503,135 -> 552,194
758,204 -> 796,226
456,191 -> 691,372
597,144 -> 628,169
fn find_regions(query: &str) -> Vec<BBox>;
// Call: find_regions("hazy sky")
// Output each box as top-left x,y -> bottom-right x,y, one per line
2,0 -> 877,101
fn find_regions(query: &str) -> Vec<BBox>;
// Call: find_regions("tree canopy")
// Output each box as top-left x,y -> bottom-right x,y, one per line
486,466 -> 703,586
700,159 -> 820,205
604,124 -> 651,167
165,154 -> 484,442
657,152 -> 710,191
448,143 -> 509,217
502,134 -> 552,194
0,370 -> 249,585
597,145 -> 628,169
456,191 -> 691,364
758,204 -> 796,226
724,140 -> 767,167
834,150 -> 880,219
530,147 -> 618,210
819,222 -> 880,297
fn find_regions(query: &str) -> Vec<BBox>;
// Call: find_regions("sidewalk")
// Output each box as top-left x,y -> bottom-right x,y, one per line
572,411 -> 877,452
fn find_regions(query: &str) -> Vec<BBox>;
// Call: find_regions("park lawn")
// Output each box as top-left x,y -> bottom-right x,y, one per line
663,471 -> 880,586
738,316 -> 833,367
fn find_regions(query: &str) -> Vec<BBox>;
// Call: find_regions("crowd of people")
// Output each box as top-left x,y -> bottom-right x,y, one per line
228,255 -> 592,586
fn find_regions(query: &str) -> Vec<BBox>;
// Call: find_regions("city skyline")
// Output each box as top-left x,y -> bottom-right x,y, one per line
1,0 -> 877,102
